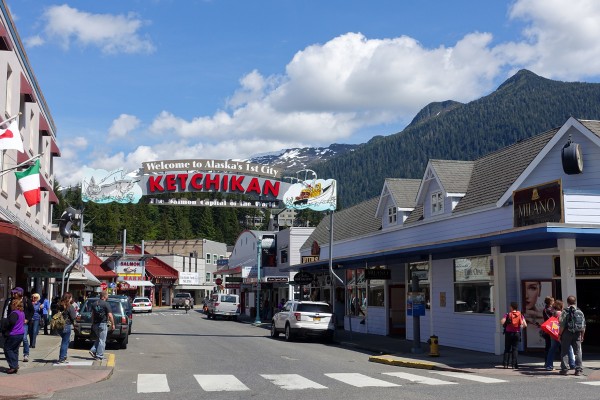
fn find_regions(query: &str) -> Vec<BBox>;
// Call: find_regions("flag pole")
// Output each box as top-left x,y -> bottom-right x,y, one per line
0,112 -> 21,127
0,152 -> 43,177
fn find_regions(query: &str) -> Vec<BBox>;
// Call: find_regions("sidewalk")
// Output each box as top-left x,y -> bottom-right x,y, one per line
0,333 -> 112,400
239,315 -> 600,378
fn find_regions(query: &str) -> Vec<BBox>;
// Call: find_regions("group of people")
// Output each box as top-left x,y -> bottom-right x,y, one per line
501,294 -> 585,375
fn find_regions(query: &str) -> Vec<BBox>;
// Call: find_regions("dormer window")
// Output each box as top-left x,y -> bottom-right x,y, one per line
431,192 -> 444,215
388,206 -> 397,224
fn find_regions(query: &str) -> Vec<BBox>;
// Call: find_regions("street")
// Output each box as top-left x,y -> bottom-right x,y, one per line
52,308 -> 600,400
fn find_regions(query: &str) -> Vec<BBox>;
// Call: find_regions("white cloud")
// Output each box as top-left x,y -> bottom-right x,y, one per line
24,35 -> 44,48
39,5 -> 155,54
108,114 -> 141,141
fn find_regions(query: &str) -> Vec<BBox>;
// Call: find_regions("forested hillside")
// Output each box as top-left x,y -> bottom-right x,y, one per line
313,70 -> 600,207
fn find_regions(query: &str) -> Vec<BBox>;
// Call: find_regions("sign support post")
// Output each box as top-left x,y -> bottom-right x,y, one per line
254,238 -> 262,324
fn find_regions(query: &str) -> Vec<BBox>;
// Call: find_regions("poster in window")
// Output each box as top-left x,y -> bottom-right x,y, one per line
522,280 -> 553,349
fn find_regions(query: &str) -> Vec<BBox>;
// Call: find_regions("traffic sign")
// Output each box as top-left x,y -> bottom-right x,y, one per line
215,278 -> 223,285
100,282 -> 107,291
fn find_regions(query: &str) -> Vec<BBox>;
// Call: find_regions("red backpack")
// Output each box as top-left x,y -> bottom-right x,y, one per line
508,311 -> 522,329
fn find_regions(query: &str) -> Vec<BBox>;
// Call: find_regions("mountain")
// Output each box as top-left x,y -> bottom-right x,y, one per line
298,69 -> 600,208
248,143 -> 360,174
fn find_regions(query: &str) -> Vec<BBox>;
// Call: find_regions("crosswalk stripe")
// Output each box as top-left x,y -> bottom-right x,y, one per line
325,373 -> 400,387
138,374 -> 170,393
194,374 -> 250,391
430,371 -> 507,383
580,381 -> 600,386
261,374 -> 328,390
383,371 -> 458,385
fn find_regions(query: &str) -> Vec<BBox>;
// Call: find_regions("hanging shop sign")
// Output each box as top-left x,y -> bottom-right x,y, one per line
266,276 -> 289,283
293,271 -> 314,285
116,260 -> 144,277
365,268 -> 391,280
513,180 -> 563,227
225,276 -> 243,283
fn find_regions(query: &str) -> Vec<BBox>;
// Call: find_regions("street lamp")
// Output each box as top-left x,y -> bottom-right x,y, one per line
254,238 -> 262,324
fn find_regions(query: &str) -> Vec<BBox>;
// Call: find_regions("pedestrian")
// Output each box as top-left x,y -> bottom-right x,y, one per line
40,293 -> 49,335
540,296 -> 554,364
2,289 -> 25,374
29,293 -> 42,348
500,301 -> 527,369
56,292 -> 77,364
50,296 -> 59,317
278,298 -> 286,311
184,297 -> 190,313
21,291 -> 34,363
545,300 -> 575,370
89,291 -> 114,361
558,295 -> 585,376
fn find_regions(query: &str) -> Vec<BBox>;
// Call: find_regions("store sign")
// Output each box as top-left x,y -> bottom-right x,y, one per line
266,277 -> 289,283
513,180 -> 563,227
116,260 -> 144,277
575,255 -> 600,276
225,283 -> 241,289
454,256 -> 492,281
301,256 -> 319,263
24,266 -> 64,278
179,272 -> 199,285
225,276 -> 243,283
365,269 -> 391,280
293,271 -> 314,285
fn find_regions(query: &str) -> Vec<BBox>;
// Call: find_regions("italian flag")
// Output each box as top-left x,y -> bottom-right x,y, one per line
15,159 -> 41,207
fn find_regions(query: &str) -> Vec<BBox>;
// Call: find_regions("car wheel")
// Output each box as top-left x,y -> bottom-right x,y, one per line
270,322 -> 279,338
284,324 -> 293,342
119,334 -> 129,349
232,316 -> 237,322
149,310 -> 152,313
172,306 -> 175,309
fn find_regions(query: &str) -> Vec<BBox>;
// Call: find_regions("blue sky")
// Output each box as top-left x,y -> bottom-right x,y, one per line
8,0 -> 600,186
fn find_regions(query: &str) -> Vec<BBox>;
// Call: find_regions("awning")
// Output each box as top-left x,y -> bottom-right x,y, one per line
20,73 -> 35,102
68,268 -> 101,287
124,280 -> 154,287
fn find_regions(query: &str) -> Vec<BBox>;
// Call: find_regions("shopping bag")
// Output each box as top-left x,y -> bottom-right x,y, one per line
540,316 -> 560,341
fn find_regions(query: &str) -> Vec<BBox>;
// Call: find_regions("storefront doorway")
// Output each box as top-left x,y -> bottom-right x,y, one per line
389,284 -> 405,337
576,279 -> 600,350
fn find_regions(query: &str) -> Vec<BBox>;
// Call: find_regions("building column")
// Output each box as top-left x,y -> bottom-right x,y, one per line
558,238 -> 577,301
491,246 -> 506,355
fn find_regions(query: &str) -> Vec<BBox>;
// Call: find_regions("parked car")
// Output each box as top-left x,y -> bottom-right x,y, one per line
132,297 -> 153,313
108,294 -> 133,334
206,293 -> 240,320
172,292 -> 194,309
271,300 -> 334,342
73,298 -> 130,349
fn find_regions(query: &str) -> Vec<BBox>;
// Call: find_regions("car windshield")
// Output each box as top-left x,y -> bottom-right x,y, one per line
175,294 -> 189,298
221,296 -> 237,303
296,304 -> 331,313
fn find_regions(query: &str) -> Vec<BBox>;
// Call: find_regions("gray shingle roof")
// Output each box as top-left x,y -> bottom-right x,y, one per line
429,160 -> 474,194
384,178 -> 421,208
452,128 -> 558,213
300,197 -> 381,251
580,119 -> 600,137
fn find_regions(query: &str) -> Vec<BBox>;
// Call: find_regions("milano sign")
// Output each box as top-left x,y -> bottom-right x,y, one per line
82,159 -> 336,212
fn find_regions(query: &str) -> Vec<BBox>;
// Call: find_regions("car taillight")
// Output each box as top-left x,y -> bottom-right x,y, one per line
121,316 -> 127,324
214,302 -> 220,307
294,312 -> 301,321
76,315 -> 81,322
132,304 -> 138,307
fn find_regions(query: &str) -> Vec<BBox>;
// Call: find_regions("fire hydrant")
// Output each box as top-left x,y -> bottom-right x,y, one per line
428,335 -> 440,357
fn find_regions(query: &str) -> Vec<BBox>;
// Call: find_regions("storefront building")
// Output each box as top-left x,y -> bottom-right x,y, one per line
0,4 -> 69,300
295,118 -> 600,355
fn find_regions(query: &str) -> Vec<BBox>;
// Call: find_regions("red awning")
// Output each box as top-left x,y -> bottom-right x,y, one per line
50,136 -> 61,156
20,73 -> 35,102
0,23 -> 13,50
39,114 -> 51,135
0,221 -> 70,266
85,249 -> 118,279
39,174 -> 59,204
145,262 -> 178,280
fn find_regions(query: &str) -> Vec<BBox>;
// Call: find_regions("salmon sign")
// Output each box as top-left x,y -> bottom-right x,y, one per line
82,160 -> 337,211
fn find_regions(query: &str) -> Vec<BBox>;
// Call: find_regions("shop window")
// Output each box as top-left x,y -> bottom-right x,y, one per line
454,256 -> 494,314
388,206 -> 397,224
280,249 -> 288,264
431,191 -> 444,215
367,279 -> 385,307
408,261 -> 431,309
206,253 -> 211,264
346,269 -> 366,316
213,254 -> 217,264
205,273 -> 211,282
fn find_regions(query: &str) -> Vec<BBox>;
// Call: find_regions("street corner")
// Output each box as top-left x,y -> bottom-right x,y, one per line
369,354 -> 438,370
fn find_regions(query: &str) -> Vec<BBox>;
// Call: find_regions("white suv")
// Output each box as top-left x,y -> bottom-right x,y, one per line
271,301 -> 334,342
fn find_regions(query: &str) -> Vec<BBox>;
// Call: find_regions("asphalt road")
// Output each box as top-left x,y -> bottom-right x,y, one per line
53,308 -> 600,400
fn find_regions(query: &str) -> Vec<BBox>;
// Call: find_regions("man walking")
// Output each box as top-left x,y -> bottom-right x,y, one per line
41,293 -> 50,335
558,295 -> 585,376
89,292 -> 115,361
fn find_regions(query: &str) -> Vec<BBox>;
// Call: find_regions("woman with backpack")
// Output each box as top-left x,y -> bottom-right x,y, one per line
500,302 -> 527,369
545,300 -> 575,371
56,292 -> 77,364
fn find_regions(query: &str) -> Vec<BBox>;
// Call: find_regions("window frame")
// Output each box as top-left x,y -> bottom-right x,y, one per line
388,206 -> 397,224
431,191 -> 444,215
453,255 -> 494,314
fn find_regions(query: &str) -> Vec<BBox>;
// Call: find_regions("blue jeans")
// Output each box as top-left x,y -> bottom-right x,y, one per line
29,319 -> 40,347
22,323 -> 29,356
546,338 -> 574,368
4,335 -> 23,369
59,324 -> 71,361
91,323 -> 108,359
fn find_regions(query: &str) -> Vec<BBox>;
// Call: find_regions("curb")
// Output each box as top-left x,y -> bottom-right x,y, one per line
368,354 -> 466,372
